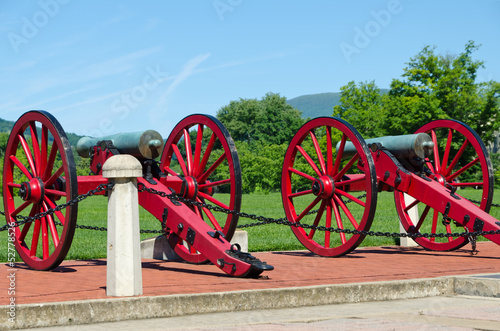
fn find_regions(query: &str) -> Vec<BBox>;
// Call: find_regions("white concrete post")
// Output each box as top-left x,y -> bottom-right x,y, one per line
399,193 -> 419,247
102,155 -> 143,296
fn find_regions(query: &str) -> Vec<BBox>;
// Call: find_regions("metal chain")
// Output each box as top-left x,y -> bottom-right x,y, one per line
137,184 -> 500,241
0,183 -> 112,232
1,182 -> 499,241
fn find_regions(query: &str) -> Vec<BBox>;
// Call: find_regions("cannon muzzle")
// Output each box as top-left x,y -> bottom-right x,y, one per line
339,133 -> 434,160
76,130 -> 164,159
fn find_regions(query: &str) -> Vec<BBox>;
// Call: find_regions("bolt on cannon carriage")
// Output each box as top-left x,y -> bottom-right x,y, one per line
281,117 -> 499,256
3,111 -> 273,277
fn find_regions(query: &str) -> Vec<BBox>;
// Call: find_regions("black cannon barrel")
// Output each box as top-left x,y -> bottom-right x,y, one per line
76,130 -> 164,159
338,133 -> 434,160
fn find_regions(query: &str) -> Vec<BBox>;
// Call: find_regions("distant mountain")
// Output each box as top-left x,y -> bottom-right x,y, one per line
0,117 -> 14,133
0,117 -> 83,146
287,90 -> 390,119
287,92 -> 341,119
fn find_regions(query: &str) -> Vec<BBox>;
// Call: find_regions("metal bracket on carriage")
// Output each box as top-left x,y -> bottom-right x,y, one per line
225,244 -> 274,276
370,144 -> 412,192
208,230 -> 226,242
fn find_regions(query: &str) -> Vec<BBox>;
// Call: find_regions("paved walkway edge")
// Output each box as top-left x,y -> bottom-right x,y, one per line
0,276 -> 466,330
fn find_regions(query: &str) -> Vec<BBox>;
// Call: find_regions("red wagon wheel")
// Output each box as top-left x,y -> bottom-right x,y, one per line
161,114 -> 242,263
282,117 -> 378,257
3,111 -> 78,270
395,119 -> 494,251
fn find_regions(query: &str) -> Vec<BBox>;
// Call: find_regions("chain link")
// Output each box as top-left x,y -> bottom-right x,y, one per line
137,184 -> 500,241
1,183 -> 500,243
0,183 -> 112,232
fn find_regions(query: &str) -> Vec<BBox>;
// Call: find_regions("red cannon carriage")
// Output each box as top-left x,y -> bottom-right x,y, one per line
281,117 -> 499,256
3,111 -> 273,277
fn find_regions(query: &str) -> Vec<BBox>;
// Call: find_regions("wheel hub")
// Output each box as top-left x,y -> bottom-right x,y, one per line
311,175 -> 335,199
181,176 -> 198,200
19,177 -> 45,203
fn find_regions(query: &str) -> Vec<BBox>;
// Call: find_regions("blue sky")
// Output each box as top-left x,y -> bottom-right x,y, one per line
0,0 -> 499,138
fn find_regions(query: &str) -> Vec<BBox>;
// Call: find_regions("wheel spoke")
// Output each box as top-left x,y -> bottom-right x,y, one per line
334,188 -> 366,207
172,144 -> 188,176
430,210 -> 439,242
334,194 -> 359,228
10,155 -> 33,179
43,202 -> 60,246
197,191 -> 230,210
334,153 -> 360,181
40,125 -> 48,176
45,165 -> 64,188
446,157 -> 479,182
11,200 -> 32,218
164,167 -> 179,176
430,129 -> 441,173
19,133 -> 38,177
297,145 -> 322,177
183,128 -> 193,176
288,167 -> 316,181
193,124 -> 204,176
19,205 -> 38,242
41,140 -> 59,181
294,196 -> 322,223
332,133 -> 347,176
415,205 -> 431,231
198,178 -> 231,189
45,188 -> 67,198
331,199 -> 346,244
198,202 -> 222,231
288,189 -> 314,199
445,139 -> 469,177
30,217 -> 41,257
326,127 -> 333,175
307,200 -> 327,240
44,196 -> 67,226
310,131 -> 326,174
199,153 -> 226,183
441,128 -> 453,174
451,182 -> 483,187
29,122 -> 42,173
196,132 -> 216,177
403,198 -> 420,212
324,202 -> 332,248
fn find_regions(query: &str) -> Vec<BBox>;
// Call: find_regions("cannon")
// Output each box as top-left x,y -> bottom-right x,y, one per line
281,117 -> 499,256
3,110 -> 273,277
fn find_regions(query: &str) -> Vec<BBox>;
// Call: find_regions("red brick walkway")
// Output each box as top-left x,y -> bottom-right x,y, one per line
2,242 -> 499,306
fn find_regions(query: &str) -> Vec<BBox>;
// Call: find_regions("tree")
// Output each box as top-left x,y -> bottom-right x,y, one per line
383,41 -> 499,139
216,92 -> 304,145
332,81 -> 385,138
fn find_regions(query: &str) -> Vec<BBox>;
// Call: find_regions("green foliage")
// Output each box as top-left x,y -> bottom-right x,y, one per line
383,41 -> 499,139
216,92 -> 305,193
333,81 -> 386,138
235,141 -> 287,193
492,153 -> 500,188
334,41 -> 499,147
217,92 -> 304,145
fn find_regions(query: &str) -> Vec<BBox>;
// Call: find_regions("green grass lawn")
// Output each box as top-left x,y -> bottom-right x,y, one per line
1,189 -> 499,263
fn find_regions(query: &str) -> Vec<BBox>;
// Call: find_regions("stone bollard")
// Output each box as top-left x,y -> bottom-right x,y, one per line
399,193 -> 419,247
102,155 -> 143,296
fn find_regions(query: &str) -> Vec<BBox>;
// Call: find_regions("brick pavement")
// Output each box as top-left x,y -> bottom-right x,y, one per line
1,242 -> 499,306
